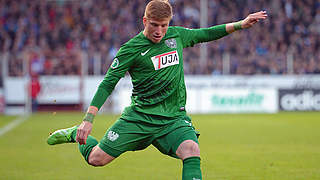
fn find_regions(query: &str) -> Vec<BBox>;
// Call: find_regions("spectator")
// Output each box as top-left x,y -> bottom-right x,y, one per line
29,73 -> 41,112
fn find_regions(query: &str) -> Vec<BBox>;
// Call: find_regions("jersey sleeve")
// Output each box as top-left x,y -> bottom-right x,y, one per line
89,48 -> 135,110
174,25 -> 228,48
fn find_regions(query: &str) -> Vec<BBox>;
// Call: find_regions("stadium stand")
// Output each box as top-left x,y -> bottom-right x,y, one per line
0,61 -> 2,87
1,0 -> 320,76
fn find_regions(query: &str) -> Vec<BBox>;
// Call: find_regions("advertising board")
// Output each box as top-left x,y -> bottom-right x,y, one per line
279,89 -> 320,111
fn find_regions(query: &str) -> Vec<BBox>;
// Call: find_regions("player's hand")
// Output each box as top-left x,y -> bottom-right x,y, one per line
241,11 -> 268,29
76,121 -> 93,145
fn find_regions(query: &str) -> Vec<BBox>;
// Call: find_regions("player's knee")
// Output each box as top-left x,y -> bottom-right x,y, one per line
176,140 -> 200,160
88,156 -> 108,167
88,153 -> 110,167
185,142 -> 200,156
87,146 -> 115,167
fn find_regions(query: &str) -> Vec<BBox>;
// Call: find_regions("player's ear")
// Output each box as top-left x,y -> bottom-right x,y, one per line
143,17 -> 147,27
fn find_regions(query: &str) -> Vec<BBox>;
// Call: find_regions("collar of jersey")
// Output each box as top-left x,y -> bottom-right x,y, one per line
139,27 -> 179,44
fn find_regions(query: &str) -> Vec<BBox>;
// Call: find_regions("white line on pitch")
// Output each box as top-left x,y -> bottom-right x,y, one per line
0,115 -> 29,137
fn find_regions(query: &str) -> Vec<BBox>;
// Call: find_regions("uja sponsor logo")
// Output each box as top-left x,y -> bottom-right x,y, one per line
151,51 -> 179,70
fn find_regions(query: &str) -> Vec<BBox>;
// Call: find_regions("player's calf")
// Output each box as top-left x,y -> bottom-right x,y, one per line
176,140 -> 202,180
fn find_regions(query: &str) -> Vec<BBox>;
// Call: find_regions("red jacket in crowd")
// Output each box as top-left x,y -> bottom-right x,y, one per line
30,78 -> 41,99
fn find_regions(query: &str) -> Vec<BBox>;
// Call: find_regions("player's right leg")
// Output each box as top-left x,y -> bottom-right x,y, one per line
47,125 -> 78,145
47,107 -> 153,167
87,145 -> 115,166
47,126 -> 115,166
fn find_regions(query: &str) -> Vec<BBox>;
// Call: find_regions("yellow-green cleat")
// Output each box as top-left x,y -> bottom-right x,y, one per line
47,126 -> 78,145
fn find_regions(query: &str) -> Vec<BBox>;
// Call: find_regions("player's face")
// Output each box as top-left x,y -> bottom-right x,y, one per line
143,17 -> 170,43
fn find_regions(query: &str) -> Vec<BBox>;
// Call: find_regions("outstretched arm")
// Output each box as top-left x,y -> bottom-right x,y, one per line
175,11 -> 268,48
226,11 -> 268,33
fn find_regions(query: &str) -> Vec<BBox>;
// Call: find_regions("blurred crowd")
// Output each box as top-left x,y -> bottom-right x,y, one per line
1,0 -> 320,76
0,60 -> 2,87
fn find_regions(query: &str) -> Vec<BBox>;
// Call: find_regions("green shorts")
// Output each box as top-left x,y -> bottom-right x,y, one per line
98,107 -> 199,158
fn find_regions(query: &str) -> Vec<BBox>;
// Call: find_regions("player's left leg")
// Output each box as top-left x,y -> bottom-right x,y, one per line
176,139 -> 202,180
152,116 -> 202,180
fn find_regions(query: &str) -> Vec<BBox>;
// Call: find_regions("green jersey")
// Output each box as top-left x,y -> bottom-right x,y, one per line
90,25 -> 228,117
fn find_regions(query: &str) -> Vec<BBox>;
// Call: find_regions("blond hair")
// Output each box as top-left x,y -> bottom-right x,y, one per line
144,0 -> 173,20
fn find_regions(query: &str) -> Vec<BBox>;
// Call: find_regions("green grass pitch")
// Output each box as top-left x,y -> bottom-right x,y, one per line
0,112 -> 320,180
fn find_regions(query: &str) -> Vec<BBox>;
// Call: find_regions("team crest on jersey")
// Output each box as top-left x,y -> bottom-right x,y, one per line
107,130 -> 119,141
111,58 -> 119,69
165,38 -> 177,48
151,51 -> 179,70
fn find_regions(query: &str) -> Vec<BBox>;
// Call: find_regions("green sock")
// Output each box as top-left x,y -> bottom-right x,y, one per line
182,157 -> 202,180
71,130 -> 98,163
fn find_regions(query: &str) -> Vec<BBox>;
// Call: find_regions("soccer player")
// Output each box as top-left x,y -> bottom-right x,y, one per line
47,1 -> 267,179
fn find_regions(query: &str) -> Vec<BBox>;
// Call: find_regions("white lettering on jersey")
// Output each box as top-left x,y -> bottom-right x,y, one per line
151,51 -> 179,70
